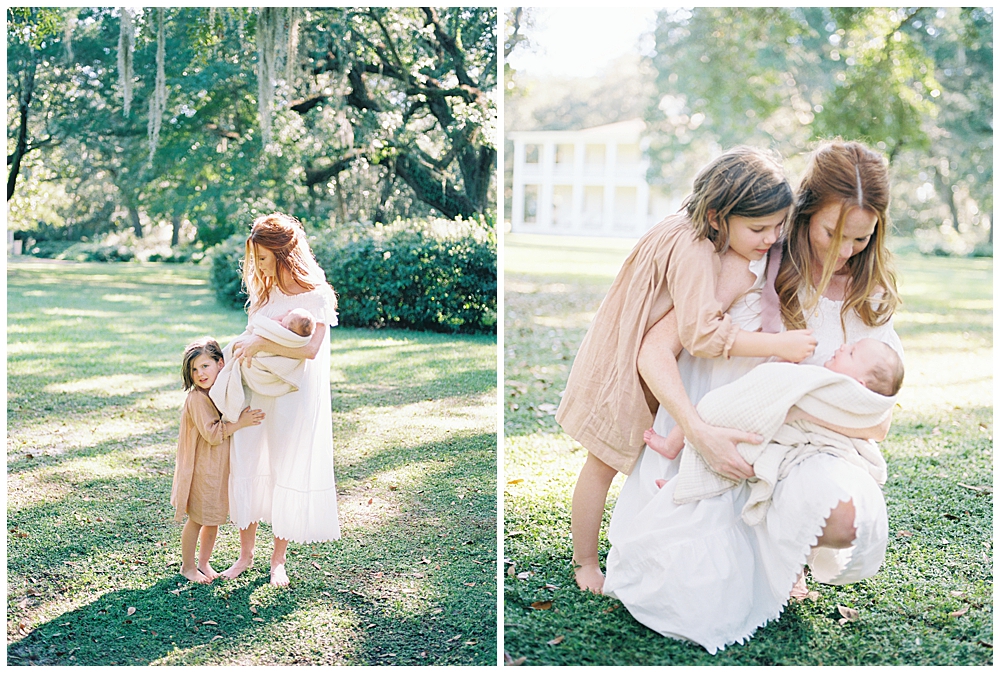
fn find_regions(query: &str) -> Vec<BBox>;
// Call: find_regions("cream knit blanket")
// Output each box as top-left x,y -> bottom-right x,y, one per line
672,362 -> 893,525
209,315 -> 311,422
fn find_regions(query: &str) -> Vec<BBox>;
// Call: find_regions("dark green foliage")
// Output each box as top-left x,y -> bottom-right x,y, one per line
206,233 -> 247,310
210,219 -> 497,334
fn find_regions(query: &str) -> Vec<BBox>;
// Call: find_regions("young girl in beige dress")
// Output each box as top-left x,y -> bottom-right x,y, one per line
171,338 -> 264,584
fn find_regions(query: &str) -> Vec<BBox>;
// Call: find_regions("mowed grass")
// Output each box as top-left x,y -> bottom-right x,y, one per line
7,259 -> 497,666
502,233 -> 992,665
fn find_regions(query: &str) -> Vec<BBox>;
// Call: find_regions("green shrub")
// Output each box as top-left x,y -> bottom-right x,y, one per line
56,240 -> 135,262
207,233 -> 248,310
209,218 -> 497,334
24,240 -> 76,259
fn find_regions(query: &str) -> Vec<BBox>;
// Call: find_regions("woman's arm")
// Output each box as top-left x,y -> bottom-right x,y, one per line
233,322 -> 327,365
637,311 -> 760,481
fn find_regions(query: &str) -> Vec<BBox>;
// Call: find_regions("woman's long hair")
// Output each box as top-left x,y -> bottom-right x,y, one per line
241,213 -> 334,316
774,140 -> 899,332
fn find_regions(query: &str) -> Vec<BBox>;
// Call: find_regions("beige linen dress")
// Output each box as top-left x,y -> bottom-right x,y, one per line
171,388 -> 230,526
555,213 -> 740,474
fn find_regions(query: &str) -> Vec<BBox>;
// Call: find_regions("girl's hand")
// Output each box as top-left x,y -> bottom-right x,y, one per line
232,334 -> 267,367
236,406 -> 265,430
776,329 -> 817,363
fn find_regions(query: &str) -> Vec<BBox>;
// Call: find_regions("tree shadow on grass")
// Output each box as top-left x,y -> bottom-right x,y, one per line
8,574 -> 293,666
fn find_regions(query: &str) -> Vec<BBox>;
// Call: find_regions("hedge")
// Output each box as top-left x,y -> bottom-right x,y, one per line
209,218 -> 496,335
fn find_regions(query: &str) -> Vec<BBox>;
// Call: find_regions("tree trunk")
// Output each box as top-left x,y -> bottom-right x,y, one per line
129,206 -> 143,238
373,161 -> 395,224
8,49 -> 39,201
171,213 -> 182,246
932,162 -> 961,231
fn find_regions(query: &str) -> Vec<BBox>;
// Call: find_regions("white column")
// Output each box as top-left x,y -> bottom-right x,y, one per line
539,142 -> 555,230
511,139 -> 525,231
572,140 -> 585,233
602,142 -> 617,234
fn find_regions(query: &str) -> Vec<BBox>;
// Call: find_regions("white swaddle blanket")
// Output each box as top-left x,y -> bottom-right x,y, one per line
672,362 -> 894,525
209,314 -> 311,422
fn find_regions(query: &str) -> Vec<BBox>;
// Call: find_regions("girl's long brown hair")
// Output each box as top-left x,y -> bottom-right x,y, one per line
241,213 -> 335,316
775,140 -> 899,333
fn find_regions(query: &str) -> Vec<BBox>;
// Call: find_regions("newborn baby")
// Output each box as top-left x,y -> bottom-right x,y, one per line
646,338 -> 904,460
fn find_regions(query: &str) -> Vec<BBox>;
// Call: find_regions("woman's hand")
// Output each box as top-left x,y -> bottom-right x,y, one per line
231,334 -> 267,367
686,421 -> 760,482
775,329 -> 817,363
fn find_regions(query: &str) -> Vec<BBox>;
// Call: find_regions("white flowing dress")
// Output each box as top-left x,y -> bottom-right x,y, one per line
603,258 -> 903,653
229,285 -> 341,543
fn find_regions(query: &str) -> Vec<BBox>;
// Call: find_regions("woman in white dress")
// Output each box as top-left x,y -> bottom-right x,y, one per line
220,213 -> 340,587
603,140 -> 903,653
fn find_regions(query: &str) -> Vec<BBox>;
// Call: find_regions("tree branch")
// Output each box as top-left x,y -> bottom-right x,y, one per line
421,7 -> 475,88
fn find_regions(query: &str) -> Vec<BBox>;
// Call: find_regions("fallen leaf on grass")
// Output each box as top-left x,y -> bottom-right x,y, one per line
896,530 -> 913,537
949,607 -> 969,617
447,634 -> 462,642
507,479 -> 524,485
516,571 -> 531,580
530,601 -> 552,610
249,606 -> 258,614
950,590 -> 965,597
252,617 -> 264,623
26,588 -> 41,597
958,482 -> 991,493
201,620 -> 218,625
544,583 -> 559,590
388,485 -> 397,491
837,605 -> 859,624
311,562 -> 322,571
418,557 -> 431,564
212,635 -> 223,641
547,635 -> 565,645
505,655 -> 526,666
604,604 -> 620,613
463,582 -> 476,587
506,530 -> 525,538
367,498 -> 373,505
18,621 -> 29,635
507,566 -> 516,577
126,607 -> 136,616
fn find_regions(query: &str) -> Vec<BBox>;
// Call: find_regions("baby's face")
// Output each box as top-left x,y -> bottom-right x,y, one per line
823,339 -> 882,383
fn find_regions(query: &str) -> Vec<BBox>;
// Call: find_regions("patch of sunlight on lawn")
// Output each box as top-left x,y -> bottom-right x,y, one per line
101,294 -> 149,303
505,434 -> 624,505
896,310 -> 992,326
39,307 -> 122,318
8,471 -> 72,510
46,373 -> 177,395
505,233 -> 636,278
360,396 -> 495,433
896,347 -> 992,414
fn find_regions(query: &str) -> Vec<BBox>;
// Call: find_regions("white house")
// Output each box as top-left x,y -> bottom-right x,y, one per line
509,119 -> 675,236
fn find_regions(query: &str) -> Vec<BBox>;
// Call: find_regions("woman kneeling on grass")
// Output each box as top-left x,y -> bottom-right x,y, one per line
601,140 -> 904,653
220,213 -> 341,587
171,338 -> 264,584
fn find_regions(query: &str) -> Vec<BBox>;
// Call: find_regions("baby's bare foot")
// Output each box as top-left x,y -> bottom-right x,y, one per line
574,563 -> 604,594
654,478 -> 667,489
220,555 -> 254,580
270,563 -> 289,587
644,428 -> 679,459
181,566 -> 211,584
199,561 -> 219,581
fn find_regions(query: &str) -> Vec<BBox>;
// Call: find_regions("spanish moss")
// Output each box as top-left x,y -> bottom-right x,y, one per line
116,7 -> 135,116
147,8 -> 167,167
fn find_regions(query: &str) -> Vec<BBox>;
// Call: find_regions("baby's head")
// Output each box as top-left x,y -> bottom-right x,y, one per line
823,338 -> 904,397
281,308 -> 316,337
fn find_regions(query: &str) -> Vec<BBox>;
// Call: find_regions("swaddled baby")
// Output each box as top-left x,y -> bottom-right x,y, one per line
646,338 -> 904,460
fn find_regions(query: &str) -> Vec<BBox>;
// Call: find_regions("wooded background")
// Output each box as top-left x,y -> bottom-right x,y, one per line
8,7 -> 497,251
505,7 -> 992,255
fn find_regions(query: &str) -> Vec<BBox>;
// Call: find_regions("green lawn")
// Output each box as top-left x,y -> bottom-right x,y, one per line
7,259 -> 497,666
503,233 -> 992,665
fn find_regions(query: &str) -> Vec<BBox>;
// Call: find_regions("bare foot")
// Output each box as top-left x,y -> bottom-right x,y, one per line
574,563 -> 604,594
181,565 -> 211,584
654,478 -> 667,489
270,563 -> 289,587
199,561 -> 219,581
644,427 -> 682,460
789,569 -> 809,601
220,555 -> 254,580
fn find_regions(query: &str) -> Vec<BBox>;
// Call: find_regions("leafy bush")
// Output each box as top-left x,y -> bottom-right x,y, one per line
209,218 -> 497,334
24,240 -> 76,258
56,240 -> 135,262
207,233 -> 248,310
